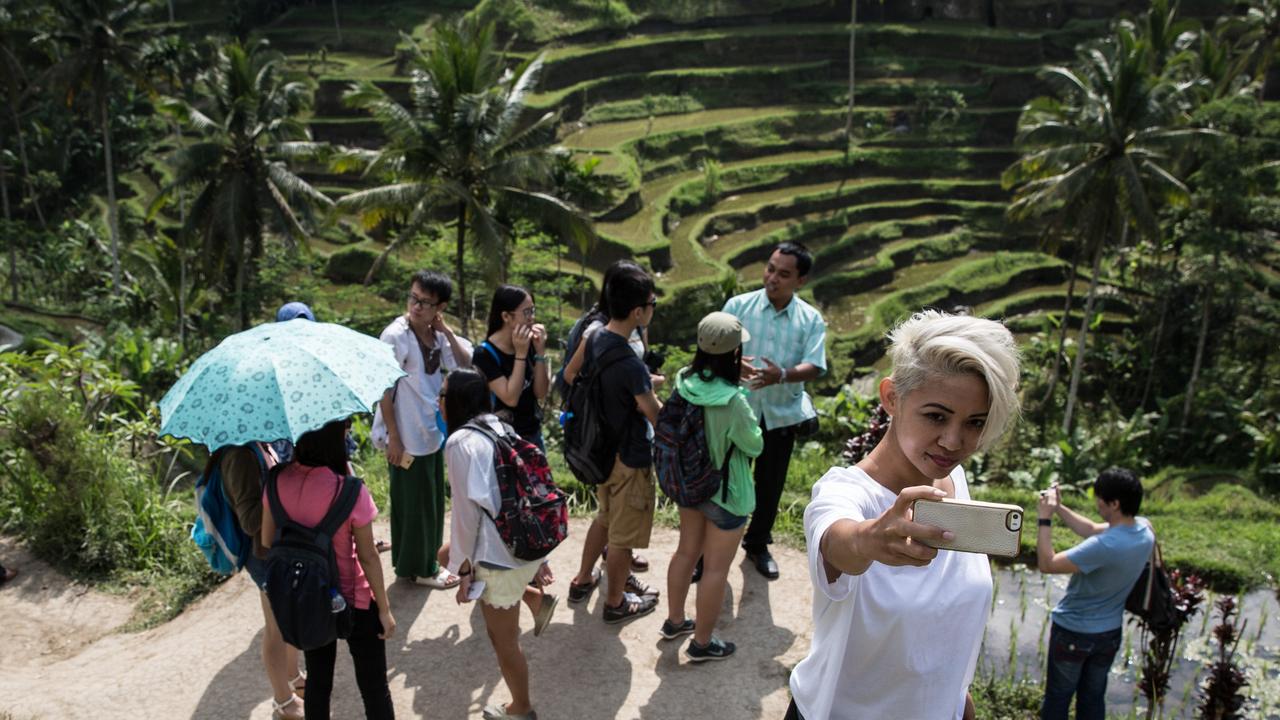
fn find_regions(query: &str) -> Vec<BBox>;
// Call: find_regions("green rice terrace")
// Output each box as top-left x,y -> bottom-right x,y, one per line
2,0 -> 1279,716
229,0 -> 1216,380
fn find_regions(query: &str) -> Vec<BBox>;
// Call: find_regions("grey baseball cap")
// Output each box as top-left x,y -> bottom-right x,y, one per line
697,311 -> 750,355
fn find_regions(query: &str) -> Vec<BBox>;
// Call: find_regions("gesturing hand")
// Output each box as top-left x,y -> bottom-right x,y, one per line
748,357 -> 782,390
864,486 -> 955,567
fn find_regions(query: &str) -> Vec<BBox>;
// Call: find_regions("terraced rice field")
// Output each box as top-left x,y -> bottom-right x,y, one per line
260,3 -> 1135,377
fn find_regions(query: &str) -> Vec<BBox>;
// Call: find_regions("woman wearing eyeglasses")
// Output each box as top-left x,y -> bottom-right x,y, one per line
372,270 -> 473,589
473,284 -> 551,450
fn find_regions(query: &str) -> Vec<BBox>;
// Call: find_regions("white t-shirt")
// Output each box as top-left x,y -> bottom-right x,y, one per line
371,315 -> 472,457
789,465 -> 992,720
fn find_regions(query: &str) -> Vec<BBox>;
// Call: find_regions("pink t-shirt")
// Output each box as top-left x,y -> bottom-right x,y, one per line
265,465 -> 378,610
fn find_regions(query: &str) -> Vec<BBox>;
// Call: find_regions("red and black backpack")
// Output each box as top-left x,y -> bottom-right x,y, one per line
462,420 -> 569,561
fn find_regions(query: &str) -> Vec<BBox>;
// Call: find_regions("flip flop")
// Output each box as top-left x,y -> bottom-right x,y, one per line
0,567 -> 16,586
567,567 -> 601,604
533,593 -> 558,637
414,568 -> 460,589
375,539 -> 392,554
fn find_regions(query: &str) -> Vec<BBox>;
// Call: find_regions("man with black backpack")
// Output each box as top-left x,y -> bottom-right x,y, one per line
565,265 -> 664,624
1036,469 -> 1155,720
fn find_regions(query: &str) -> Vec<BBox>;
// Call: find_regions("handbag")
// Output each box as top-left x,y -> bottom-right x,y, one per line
1125,538 -> 1176,631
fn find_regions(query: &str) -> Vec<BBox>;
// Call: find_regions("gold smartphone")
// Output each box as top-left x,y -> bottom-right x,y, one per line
397,453 -> 414,470
911,498 -> 1024,557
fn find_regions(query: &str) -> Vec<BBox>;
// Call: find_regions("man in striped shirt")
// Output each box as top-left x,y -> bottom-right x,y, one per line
723,242 -> 828,579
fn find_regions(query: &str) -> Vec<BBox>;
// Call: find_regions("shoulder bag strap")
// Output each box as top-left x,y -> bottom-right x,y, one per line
315,475 -> 364,541
264,464 -> 298,541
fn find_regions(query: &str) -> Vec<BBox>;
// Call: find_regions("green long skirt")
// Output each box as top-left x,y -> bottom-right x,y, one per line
388,450 -> 446,579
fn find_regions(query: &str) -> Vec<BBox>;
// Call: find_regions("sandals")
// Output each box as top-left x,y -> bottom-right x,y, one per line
0,567 -> 16,587
567,567 -> 601,604
482,703 -> 538,720
272,693 -> 303,720
290,671 -> 306,700
375,539 -> 392,554
533,593 -> 558,637
414,568 -> 460,589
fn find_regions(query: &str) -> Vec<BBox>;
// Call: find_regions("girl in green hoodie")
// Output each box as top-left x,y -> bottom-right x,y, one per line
662,312 -> 764,662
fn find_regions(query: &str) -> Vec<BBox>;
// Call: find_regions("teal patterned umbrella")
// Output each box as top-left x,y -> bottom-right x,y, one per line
159,320 -> 406,450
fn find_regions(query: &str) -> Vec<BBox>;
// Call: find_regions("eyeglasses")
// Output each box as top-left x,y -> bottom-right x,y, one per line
520,306 -> 536,319
409,293 -> 441,310
646,298 -> 658,308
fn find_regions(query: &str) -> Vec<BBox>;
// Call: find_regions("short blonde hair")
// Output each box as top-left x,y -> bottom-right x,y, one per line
887,310 -> 1021,451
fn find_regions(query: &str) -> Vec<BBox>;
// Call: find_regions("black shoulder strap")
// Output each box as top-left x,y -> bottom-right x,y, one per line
590,342 -> 637,382
316,475 -> 364,540
265,463 -> 291,531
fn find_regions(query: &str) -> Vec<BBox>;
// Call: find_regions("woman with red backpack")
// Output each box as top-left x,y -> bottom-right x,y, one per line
442,368 -> 558,720
660,312 -> 763,662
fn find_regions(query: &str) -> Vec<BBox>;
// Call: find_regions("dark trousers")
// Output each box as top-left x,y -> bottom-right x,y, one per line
783,699 -> 805,720
303,603 -> 395,720
743,423 -> 797,554
1040,623 -> 1122,720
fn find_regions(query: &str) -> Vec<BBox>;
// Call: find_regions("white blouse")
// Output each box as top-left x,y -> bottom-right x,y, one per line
444,414 -> 523,572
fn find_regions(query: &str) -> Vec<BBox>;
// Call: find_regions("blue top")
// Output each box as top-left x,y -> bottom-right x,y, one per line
721,289 -> 827,430
1052,518 -> 1154,634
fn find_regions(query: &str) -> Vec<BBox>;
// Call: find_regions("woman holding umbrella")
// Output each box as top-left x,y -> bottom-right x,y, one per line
159,319 -> 409,719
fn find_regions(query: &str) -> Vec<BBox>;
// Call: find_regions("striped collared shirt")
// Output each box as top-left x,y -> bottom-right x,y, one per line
722,289 -> 828,430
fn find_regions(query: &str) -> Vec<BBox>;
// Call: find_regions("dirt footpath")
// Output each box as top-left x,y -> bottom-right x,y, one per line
0,518 -> 813,719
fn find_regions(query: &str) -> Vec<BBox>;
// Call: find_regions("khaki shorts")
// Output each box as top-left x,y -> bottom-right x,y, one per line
595,456 -> 655,550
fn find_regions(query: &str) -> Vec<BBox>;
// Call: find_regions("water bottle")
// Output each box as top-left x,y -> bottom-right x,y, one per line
329,588 -> 347,613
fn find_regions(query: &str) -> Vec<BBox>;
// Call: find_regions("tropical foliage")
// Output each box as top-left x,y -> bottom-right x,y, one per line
336,19 -> 593,335
152,40 -> 331,329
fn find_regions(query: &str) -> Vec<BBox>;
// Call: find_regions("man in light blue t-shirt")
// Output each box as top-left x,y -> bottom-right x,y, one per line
1036,468 -> 1154,720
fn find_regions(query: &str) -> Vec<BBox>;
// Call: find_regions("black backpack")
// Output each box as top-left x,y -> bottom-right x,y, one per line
1125,539 -> 1177,632
553,307 -> 608,404
263,466 -> 363,652
562,334 -> 636,486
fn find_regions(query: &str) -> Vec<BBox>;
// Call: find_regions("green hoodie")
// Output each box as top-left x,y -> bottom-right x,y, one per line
675,367 -> 764,518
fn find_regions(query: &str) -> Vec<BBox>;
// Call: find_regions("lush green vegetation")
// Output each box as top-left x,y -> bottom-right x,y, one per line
0,9 -> 1277,700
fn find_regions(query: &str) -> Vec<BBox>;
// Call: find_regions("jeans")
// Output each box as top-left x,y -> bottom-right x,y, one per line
743,423 -> 796,553
1040,623 -> 1122,720
303,603 -> 394,720
695,499 -> 748,531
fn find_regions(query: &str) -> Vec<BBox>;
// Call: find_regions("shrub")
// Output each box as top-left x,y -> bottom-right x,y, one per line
0,344 -> 216,625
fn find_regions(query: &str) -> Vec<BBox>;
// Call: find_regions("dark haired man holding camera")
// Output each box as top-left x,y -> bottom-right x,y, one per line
1036,468 -> 1155,720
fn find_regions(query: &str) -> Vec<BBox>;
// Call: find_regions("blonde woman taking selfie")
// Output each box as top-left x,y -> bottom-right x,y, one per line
786,311 -> 1021,720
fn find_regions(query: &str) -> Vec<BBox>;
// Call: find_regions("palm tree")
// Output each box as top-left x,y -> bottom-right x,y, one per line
151,40 -> 332,329
43,0 -> 151,296
1003,25 -> 1207,434
337,20 -> 593,337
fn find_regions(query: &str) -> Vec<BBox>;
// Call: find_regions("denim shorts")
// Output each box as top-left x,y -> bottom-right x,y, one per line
695,499 -> 749,532
244,553 -> 268,589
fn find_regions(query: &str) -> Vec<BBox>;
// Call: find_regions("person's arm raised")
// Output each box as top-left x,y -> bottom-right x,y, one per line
817,486 -> 954,584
